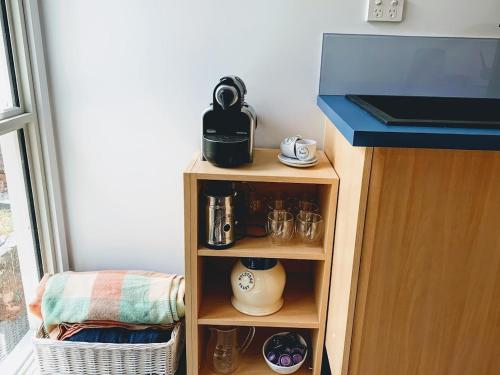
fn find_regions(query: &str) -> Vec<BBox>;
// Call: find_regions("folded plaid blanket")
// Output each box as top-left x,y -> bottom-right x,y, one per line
29,270 -> 185,329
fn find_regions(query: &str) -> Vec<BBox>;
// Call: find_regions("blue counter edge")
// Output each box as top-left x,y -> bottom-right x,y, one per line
317,95 -> 500,151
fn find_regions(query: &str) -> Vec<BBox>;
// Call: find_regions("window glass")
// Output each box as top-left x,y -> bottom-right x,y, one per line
0,0 -> 18,115
0,130 -> 40,363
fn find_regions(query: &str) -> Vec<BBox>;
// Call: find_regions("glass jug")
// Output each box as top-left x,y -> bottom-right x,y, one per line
206,326 -> 255,374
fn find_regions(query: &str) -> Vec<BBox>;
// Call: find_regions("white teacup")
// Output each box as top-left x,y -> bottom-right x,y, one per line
280,135 -> 302,159
295,139 -> 317,161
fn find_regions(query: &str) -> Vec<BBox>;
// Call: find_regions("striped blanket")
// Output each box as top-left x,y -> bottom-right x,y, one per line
30,271 -> 185,329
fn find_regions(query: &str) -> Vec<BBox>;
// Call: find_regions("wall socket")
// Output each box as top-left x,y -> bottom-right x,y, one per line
367,0 -> 405,22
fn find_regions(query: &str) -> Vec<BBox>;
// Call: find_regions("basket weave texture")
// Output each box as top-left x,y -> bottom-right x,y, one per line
33,322 -> 184,375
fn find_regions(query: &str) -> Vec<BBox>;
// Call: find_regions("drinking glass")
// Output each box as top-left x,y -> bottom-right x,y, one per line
266,211 -> 294,245
267,191 -> 294,213
297,200 -> 320,215
296,212 -> 324,245
248,191 -> 265,218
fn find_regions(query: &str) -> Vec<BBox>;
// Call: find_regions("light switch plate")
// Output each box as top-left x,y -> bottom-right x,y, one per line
367,0 -> 405,22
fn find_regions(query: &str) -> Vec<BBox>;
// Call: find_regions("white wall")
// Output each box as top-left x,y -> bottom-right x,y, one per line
39,0 -> 500,274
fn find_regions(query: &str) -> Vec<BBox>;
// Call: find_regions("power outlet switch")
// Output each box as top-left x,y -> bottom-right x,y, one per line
367,0 -> 405,22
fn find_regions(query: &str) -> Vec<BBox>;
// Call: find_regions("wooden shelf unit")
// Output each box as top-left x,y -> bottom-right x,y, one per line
184,149 -> 339,375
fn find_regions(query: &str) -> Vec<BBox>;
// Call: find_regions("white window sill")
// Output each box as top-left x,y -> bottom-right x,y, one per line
0,329 -> 37,375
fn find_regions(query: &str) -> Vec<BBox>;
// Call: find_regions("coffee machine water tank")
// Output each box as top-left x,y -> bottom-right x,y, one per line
202,76 -> 257,168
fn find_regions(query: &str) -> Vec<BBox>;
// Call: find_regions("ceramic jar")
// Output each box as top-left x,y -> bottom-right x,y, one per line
230,258 -> 286,316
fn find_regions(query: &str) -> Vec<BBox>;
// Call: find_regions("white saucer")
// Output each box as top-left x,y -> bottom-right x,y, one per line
278,153 -> 319,168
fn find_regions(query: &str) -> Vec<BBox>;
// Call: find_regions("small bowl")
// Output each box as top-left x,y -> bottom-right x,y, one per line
262,332 -> 308,374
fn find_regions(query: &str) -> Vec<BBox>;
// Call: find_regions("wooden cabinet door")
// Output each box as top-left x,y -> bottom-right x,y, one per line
349,148 -> 500,375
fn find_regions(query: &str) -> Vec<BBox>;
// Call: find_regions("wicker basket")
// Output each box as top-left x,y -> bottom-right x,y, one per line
33,322 -> 184,375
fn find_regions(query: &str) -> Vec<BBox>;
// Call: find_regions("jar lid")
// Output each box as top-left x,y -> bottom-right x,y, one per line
241,258 -> 277,270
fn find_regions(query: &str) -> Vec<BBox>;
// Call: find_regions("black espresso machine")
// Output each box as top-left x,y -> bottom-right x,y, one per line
202,76 -> 257,168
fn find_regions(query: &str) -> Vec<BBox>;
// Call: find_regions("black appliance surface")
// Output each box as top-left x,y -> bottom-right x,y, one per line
346,95 -> 500,129
202,134 -> 249,168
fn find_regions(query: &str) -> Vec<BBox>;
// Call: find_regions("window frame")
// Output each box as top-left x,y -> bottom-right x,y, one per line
0,0 -> 67,372
4,0 -> 68,275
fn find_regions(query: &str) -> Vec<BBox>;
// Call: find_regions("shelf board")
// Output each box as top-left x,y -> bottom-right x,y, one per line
200,328 -> 313,375
200,351 -> 312,375
198,276 -> 319,329
198,236 -> 325,260
190,148 -> 338,184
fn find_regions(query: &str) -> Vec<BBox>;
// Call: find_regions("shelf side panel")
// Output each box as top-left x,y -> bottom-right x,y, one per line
323,120 -> 373,375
